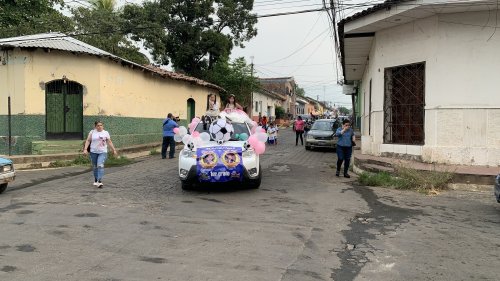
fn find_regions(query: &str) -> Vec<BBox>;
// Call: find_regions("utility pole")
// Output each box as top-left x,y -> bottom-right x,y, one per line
250,56 -> 254,119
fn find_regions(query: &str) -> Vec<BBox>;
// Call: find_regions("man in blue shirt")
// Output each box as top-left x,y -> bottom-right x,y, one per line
335,119 -> 355,178
162,113 -> 179,159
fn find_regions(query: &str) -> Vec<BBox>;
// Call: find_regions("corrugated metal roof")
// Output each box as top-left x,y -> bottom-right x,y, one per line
0,32 -> 224,92
0,32 -> 113,56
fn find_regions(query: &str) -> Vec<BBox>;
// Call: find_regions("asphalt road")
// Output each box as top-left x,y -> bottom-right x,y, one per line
1,128 -> 499,281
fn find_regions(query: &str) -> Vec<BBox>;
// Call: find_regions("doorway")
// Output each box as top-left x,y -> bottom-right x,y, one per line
187,98 -> 196,122
45,80 -> 83,139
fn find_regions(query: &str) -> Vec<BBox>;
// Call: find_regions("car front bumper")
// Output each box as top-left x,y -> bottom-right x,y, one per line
305,138 -> 337,148
178,149 -> 260,183
0,171 -> 16,184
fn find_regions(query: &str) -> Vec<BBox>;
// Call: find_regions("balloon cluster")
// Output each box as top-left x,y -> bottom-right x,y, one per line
173,117 -> 211,149
247,121 -> 267,155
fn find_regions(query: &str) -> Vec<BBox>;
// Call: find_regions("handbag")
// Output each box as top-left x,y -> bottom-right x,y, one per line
352,140 -> 356,147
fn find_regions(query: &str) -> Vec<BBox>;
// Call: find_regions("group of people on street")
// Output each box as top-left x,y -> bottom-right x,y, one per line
81,93 -> 355,188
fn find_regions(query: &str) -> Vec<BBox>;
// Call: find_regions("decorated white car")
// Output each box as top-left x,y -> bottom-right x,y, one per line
177,110 -> 266,190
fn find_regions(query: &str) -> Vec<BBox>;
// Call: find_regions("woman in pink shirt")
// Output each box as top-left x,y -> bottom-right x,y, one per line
294,116 -> 305,146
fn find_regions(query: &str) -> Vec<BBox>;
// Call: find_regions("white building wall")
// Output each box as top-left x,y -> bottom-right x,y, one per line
252,91 -> 278,119
360,10 -> 500,166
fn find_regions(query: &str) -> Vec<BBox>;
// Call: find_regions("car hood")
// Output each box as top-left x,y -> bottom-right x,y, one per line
308,130 -> 334,137
0,157 -> 13,165
185,141 -> 248,150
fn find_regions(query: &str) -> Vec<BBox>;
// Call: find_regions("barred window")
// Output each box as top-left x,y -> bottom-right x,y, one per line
383,62 -> 425,145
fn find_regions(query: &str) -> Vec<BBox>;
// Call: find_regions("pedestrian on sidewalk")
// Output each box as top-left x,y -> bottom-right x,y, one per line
83,121 -> 118,188
335,119 -> 355,178
162,113 -> 179,159
294,116 -> 305,146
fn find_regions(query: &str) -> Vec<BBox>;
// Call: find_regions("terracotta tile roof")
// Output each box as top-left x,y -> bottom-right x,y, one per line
0,32 -> 224,92
142,65 -> 224,92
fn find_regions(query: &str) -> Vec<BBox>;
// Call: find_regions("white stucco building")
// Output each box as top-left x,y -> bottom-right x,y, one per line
251,88 -> 286,121
340,0 -> 500,166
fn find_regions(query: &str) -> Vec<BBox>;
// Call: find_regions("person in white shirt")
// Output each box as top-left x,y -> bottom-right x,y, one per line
267,123 -> 278,145
83,121 -> 117,188
206,93 -> 220,117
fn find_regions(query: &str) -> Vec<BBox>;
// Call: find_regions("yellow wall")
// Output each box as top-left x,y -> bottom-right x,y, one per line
1,49 -> 220,118
0,50 -> 26,114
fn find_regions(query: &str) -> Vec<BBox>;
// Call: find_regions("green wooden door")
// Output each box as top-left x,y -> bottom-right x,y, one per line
46,80 -> 83,139
187,98 -> 195,122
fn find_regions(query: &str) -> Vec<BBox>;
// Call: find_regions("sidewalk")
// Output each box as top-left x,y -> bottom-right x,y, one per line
4,142 -> 166,170
353,151 -> 499,185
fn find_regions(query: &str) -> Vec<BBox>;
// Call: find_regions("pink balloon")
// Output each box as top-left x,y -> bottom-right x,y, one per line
260,128 -> 266,133
192,131 -> 200,138
248,135 -> 258,147
251,121 -> 258,128
254,141 -> 266,155
251,127 -> 256,135
189,122 -> 197,133
173,127 -> 180,134
192,117 -> 201,123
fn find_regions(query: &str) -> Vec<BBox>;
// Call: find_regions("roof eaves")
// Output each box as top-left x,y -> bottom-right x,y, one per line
337,0 -> 409,83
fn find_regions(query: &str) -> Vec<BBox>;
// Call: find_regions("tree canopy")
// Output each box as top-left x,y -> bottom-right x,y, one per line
122,0 -> 257,77
0,0 -> 73,38
204,57 -> 258,109
72,1 -> 149,64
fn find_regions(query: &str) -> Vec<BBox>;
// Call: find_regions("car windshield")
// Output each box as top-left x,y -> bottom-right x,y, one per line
195,121 -> 250,141
311,121 -> 335,131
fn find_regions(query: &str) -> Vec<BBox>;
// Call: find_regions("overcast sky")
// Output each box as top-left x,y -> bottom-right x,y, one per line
110,0 -> 371,109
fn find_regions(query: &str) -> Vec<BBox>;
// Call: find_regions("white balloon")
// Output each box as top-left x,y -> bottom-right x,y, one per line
182,134 -> 192,145
256,132 -> 268,143
192,137 -> 203,148
200,132 -> 211,143
174,134 -> 183,142
179,126 -> 188,136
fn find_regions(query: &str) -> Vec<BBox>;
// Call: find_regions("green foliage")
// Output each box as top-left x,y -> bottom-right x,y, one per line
338,106 -> 351,116
358,166 -> 453,194
71,4 -> 149,65
0,0 -> 74,38
105,155 -> 133,166
204,57 -> 258,109
73,155 -> 91,165
296,85 -> 305,97
122,0 -> 257,76
358,172 -> 394,187
275,106 -> 286,119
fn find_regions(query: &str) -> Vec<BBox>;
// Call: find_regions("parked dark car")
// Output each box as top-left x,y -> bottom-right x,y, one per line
0,157 -> 16,194
305,119 -> 340,150
495,174 -> 500,203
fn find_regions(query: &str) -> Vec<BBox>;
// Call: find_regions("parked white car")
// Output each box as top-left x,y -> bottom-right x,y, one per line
178,119 -> 261,190
0,157 -> 16,194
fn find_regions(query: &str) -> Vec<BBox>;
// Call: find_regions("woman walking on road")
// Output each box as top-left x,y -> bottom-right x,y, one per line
294,116 -> 305,146
83,121 -> 118,188
335,119 -> 355,178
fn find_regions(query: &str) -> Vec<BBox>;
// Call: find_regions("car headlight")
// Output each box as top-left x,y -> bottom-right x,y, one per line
243,148 -> 255,157
306,135 -> 314,140
181,149 -> 196,158
1,164 -> 13,172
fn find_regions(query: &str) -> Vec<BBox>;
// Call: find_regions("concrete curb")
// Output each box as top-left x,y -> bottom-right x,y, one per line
8,142 -> 181,170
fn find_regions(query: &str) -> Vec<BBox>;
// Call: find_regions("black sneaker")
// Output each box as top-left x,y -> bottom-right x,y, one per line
344,174 -> 351,178
335,171 -> 340,177
169,156 -> 176,159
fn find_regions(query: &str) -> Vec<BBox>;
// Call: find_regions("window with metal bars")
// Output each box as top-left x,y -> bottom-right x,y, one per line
383,62 -> 425,145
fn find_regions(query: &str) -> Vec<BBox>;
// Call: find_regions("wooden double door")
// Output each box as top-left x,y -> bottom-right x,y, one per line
45,80 -> 83,139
